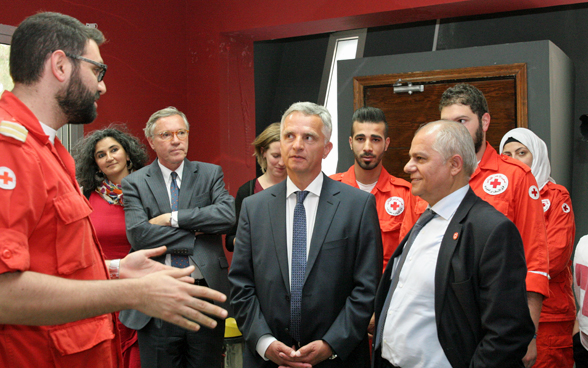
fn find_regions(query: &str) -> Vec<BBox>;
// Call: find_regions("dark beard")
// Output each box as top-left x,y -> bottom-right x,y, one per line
355,152 -> 382,171
474,120 -> 484,153
56,71 -> 99,125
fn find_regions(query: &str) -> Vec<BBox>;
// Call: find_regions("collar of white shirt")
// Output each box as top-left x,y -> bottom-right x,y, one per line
429,184 -> 470,222
158,159 -> 185,187
39,121 -> 57,145
286,172 -> 323,199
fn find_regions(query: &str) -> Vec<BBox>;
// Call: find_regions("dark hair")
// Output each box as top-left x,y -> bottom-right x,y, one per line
73,125 -> 149,195
350,106 -> 388,138
438,83 -> 489,122
10,12 -> 105,85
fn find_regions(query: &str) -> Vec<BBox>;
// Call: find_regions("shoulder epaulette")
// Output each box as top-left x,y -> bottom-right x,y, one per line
389,175 -> 411,188
0,120 -> 28,143
499,154 -> 532,173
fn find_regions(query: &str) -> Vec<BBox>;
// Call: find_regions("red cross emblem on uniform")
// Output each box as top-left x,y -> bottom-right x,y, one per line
0,167 -> 16,190
483,174 -> 508,195
528,185 -> 540,200
385,196 -> 405,216
562,203 -> 571,213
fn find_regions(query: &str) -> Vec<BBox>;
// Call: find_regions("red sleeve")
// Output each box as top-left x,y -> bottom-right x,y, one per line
544,186 -> 575,278
0,137 -> 46,273
512,170 -> 550,298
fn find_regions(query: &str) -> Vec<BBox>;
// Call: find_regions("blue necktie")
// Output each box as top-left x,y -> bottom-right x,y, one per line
290,190 -> 309,342
374,208 -> 437,350
170,172 -> 189,268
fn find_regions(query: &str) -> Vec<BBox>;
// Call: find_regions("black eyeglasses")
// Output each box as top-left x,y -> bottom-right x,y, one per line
65,53 -> 107,82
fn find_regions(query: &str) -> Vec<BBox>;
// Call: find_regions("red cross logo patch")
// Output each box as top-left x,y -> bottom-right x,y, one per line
528,185 -> 540,200
562,203 -> 571,213
483,174 -> 508,195
542,199 -> 550,212
385,196 -> 405,216
0,167 -> 16,190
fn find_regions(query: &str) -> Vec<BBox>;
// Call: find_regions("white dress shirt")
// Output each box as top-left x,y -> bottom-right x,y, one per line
256,173 -> 324,359
157,160 -> 203,279
381,184 -> 469,368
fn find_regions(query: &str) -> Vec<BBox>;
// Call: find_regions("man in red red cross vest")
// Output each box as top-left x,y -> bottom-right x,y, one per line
439,83 -> 549,368
330,106 -> 419,272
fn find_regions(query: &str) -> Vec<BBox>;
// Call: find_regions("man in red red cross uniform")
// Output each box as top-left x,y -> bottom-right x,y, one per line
330,106 -> 418,272
0,12 -> 227,368
439,83 -> 549,368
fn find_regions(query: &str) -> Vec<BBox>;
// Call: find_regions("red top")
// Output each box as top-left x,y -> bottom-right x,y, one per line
331,166 -> 418,271
540,182 -> 576,321
0,91 -> 122,368
89,192 -> 133,259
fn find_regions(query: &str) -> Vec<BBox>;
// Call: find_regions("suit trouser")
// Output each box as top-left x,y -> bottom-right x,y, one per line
137,315 -> 224,368
574,332 -> 588,368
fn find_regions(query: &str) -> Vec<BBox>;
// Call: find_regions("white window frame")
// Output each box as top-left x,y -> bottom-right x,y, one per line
318,29 -> 367,176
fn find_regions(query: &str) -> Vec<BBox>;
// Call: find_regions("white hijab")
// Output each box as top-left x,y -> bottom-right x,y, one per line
499,127 -> 555,190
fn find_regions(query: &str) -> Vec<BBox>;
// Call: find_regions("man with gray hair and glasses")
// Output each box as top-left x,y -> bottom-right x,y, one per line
120,106 -> 235,368
372,120 -> 534,368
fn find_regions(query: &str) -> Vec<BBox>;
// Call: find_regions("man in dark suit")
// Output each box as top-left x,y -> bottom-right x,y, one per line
120,107 -> 235,368
372,120 -> 534,368
229,102 -> 382,368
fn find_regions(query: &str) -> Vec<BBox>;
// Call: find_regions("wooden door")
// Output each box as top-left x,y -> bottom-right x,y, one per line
353,64 -> 527,181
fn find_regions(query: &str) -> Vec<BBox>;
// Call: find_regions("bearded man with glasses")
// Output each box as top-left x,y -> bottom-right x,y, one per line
120,106 -> 235,368
0,12 -> 228,368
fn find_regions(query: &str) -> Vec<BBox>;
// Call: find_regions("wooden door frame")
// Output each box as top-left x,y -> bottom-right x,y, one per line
353,63 -> 528,127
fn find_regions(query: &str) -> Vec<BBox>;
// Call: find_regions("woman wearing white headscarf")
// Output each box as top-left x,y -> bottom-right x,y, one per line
500,127 -> 576,368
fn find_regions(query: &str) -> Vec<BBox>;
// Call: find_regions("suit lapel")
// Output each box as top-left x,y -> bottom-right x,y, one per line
305,175 -> 340,282
434,188 -> 476,315
146,160 -> 171,212
268,182 -> 290,292
179,159 -> 197,209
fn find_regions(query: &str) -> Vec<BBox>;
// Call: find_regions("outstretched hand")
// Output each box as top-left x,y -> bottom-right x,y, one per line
135,265 -> 228,331
119,246 -> 187,281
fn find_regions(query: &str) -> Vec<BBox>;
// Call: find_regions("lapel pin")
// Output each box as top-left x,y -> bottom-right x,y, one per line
453,232 -> 459,240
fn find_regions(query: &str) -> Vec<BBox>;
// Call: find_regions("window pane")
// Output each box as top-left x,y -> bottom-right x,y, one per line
323,37 -> 358,176
0,44 -> 13,94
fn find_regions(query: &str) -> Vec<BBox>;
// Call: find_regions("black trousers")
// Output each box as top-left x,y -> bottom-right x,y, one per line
137,316 -> 225,368
574,332 -> 588,368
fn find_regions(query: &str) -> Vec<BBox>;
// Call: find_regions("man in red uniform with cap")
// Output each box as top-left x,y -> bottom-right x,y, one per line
330,106 -> 418,271
439,83 -> 549,368
0,12 -> 227,368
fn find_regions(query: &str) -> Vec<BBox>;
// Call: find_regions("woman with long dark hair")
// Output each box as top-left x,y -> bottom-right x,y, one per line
73,125 -> 149,368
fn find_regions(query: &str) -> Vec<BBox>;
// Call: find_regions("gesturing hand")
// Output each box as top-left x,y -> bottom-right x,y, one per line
135,265 -> 228,331
120,246 -> 187,280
